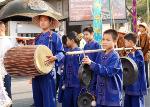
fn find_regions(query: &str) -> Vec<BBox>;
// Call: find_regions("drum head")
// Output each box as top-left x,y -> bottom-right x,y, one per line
78,92 -> 95,107
121,57 -> 138,86
34,45 -> 54,74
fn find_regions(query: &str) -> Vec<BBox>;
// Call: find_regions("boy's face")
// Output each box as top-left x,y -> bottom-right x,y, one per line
83,31 -> 94,43
102,34 -> 116,50
66,37 -> 74,48
124,39 -> 134,48
39,16 -> 51,30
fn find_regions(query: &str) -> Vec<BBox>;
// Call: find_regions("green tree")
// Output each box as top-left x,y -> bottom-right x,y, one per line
126,0 -> 150,23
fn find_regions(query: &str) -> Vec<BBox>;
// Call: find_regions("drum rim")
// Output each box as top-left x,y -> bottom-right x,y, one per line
34,45 -> 55,74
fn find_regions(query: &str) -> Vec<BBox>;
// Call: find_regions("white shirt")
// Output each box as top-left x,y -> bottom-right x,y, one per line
0,36 -> 17,77
80,38 -> 86,49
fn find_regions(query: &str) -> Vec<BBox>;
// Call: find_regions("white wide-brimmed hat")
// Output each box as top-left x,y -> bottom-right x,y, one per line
138,22 -> 149,32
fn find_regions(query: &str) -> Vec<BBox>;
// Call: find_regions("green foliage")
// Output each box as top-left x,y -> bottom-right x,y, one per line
126,0 -> 150,22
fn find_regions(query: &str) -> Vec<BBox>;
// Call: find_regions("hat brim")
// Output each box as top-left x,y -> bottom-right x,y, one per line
138,23 -> 149,31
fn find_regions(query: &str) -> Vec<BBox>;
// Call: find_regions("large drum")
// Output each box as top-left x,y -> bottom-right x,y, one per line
4,45 -> 54,77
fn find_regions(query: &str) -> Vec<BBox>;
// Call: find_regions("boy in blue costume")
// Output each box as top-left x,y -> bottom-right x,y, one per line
124,33 -> 147,107
32,13 -> 64,107
83,26 -> 101,63
60,31 -> 83,107
83,29 -> 123,107
83,26 -> 101,94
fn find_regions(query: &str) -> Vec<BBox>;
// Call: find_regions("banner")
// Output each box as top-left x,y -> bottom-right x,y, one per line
93,0 -> 102,43
69,0 -> 126,21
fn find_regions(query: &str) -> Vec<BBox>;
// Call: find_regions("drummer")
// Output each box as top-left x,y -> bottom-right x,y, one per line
32,11 -> 64,107
124,33 -> 147,107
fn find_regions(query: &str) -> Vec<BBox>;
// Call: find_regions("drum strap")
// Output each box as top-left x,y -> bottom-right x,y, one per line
48,31 -> 53,51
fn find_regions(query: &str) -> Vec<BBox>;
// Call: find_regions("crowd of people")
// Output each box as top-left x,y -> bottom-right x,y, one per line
0,11 -> 150,107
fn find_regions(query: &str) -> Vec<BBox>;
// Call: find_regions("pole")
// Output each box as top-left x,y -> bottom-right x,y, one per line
66,47 -> 142,55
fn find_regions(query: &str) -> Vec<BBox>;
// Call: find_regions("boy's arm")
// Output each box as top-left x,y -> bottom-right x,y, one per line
90,56 -> 121,77
134,50 -> 145,66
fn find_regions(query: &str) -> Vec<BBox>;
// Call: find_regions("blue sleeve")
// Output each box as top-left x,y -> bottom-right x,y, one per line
90,56 -> 122,77
134,50 -> 145,67
55,34 -> 64,62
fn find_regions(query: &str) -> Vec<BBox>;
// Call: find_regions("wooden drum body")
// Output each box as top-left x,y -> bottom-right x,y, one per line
4,45 -> 54,77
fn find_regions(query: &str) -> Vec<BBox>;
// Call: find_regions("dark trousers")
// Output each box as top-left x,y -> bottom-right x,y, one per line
124,94 -> 144,107
56,72 -> 61,91
4,74 -> 12,99
145,61 -> 149,88
32,73 -> 56,107
62,87 -> 80,107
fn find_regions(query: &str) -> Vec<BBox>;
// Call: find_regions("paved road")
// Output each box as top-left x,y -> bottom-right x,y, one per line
12,78 -> 150,107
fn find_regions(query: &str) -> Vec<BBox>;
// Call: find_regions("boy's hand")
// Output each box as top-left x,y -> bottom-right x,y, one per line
45,56 -> 56,66
82,56 -> 92,65
131,46 -> 137,54
46,56 -> 57,62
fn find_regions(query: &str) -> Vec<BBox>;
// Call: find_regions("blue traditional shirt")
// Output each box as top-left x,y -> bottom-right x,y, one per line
63,47 -> 83,88
90,50 -> 123,106
35,31 -> 64,67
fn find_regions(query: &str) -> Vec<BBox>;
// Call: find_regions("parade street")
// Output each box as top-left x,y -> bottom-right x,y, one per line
12,78 -> 150,107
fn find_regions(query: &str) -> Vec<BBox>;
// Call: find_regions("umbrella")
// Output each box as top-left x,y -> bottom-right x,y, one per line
0,0 -> 63,22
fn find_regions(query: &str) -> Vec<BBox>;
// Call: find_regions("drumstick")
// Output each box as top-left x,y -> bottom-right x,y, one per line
66,47 -> 141,55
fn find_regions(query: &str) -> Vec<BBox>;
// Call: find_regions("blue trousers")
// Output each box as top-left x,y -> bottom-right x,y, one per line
124,94 -> 144,107
62,87 -> 80,107
32,73 -> 56,107
4,74 -> 12,99
96,105 -> 121,107
145,61 -> 149,88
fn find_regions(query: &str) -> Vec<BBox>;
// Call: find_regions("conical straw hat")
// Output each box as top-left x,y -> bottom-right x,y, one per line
32,10 -> 62,29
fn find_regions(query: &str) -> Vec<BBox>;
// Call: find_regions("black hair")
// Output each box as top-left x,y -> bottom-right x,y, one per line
124,33 -> 137,44
83,26 -> 94,33
67,31 -> 80,46
39,15 -> 53,21
103,29 -> 118,41
62,35 -> 67,45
